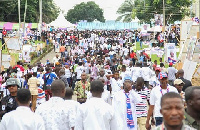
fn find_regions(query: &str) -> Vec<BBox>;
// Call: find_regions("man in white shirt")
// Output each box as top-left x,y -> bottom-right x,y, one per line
0,89 -> 45,130
112,76 -> 142,130
35,80 -> 75,130
146,72 -> 178,129
52,54 -> 60,65
141,62 -> 153,88
75,62 -> 85,81
131,62 -> 142,82
167,62 -> 177,86
75,80 -> 117,130
65,87 -> 80,115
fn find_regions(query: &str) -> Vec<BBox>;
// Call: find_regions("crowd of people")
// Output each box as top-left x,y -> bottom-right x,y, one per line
0,29 -> 199,130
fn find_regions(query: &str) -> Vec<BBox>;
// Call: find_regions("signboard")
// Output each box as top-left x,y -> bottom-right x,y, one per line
182,59 -> 197,81
186,36 -> 196,61
165,43 -> 177,64
22,45 -> 32,62
4,37 -> 20,50
2,54 -> 11,69
154,14 -> 163,26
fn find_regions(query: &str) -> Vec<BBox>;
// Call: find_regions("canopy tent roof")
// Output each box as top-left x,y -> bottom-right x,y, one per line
50,13 -> 74,28
147,26 -> 162,33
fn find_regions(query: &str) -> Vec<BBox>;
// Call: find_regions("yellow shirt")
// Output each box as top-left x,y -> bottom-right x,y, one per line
28,77 -> 40,95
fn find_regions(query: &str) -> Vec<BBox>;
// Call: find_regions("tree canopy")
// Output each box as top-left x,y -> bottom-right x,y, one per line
116,0 -> 134,22
116,0 -> 192,24
65,1 -> 105,23
0,0 -> 59,23
132,0 -> 192,24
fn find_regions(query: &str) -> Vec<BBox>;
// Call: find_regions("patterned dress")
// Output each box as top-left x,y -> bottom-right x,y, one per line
74,81 -> 90,98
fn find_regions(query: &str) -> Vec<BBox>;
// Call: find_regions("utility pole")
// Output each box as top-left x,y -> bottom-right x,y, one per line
39,0 -> 42,33
18,0 -> 20,33
23,0 -> 27,37
163,0 -> 165,44
199,0 -> 200,39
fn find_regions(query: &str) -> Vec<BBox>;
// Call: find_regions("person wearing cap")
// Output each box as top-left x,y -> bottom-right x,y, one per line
174,79 -> 186,105
149,67 -> 161,89
167,62 -> 177,86
177,69 -> 192,92
146,72 -> 178,129
0,78 -> 20,119
0,89 -> 45,130
112,76 -> 142,130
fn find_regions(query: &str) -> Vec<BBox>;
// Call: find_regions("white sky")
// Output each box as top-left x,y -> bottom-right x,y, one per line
53,0 -> 125,20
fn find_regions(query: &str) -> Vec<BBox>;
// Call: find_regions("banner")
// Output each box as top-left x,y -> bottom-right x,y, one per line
165,43 -> 177,64
22,45 -> 32,62
182,59 -> 197,81
186,36 -> 197,61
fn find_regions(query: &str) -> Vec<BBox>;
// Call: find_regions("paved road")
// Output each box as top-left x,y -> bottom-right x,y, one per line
40,50 -> 61,64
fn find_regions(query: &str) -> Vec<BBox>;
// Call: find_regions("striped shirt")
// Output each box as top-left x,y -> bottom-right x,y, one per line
135,87 -> 150,117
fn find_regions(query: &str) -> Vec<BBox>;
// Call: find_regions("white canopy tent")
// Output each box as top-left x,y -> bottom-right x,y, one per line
50,13 -> 74,28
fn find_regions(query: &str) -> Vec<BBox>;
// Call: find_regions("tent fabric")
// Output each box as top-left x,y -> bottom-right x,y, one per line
0,22 -> 38,30
50,13 -> 74,28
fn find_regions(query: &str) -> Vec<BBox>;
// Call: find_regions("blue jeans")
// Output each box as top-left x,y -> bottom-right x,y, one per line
155,117 -> 163,126
140,40 -> 143,48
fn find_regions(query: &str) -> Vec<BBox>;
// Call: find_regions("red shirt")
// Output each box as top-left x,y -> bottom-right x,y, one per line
130,52 -> 136,59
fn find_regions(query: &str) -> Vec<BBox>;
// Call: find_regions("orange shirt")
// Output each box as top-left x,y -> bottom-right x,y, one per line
60,46 -> 65,52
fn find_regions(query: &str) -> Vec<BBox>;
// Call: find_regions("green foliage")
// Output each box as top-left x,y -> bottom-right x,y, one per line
132,0 -> 192,24
0,0 -> 59,23
65,1 -> 105,23
116,0 -> 134,22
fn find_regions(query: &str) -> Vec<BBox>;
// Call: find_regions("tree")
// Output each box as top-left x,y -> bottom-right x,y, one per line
0,0 -> 59,23
65,1 -> 105,23
132,0 -> 192,24
116,0 -> 134,22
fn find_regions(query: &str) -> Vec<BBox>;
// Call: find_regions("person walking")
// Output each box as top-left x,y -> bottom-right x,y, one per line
0,89 -> 45,130
155,92 -> 196,130
28,72 -> 40,111
112,76 -> 142,130
146,72 -> 178,129
35,80 -> 75,130
75,80 -> 117,130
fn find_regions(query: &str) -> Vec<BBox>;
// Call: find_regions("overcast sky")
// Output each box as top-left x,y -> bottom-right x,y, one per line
53,0 -> 125,20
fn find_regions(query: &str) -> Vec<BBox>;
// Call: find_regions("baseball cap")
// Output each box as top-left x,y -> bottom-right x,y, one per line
155,67 -> 161,72
174,79 -> 185,85
124,76 -> 132,82
169,62 -> 173,66
158,72 -> 168,80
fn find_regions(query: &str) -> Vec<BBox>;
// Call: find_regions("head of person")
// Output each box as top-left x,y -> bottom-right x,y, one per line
113,71 -> 119,80
51,80 -> 66,98
170,51 -> 174,58
122,65 -> 126,72
90,80 -> 104,98
59,69 -> 65,76
154,60 -> 157,65
33,72 -> 37,77
81,72 -> 87,81
174,79 -> 184,93
6,78 -> 20,95
185,86 -> 200,114
16,89 -> 31,106
56,54 -> 59,58
169,62 -> 173,67
158,72 -> 168,88
78,62 -> 83,66
160,92 -> 184,128
99,69 -> 105,77
45,67 -> 51,73
177,69 -> 184,78
124,76 -> 133,93
155,67 -> 161,77
160,63 -> 165,68
65,87 -> 73,100
28,65 -> 32,69
136,77 -> 144,91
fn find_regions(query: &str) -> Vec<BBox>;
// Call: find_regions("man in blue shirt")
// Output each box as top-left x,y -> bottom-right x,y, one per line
43,67 -> 57,101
